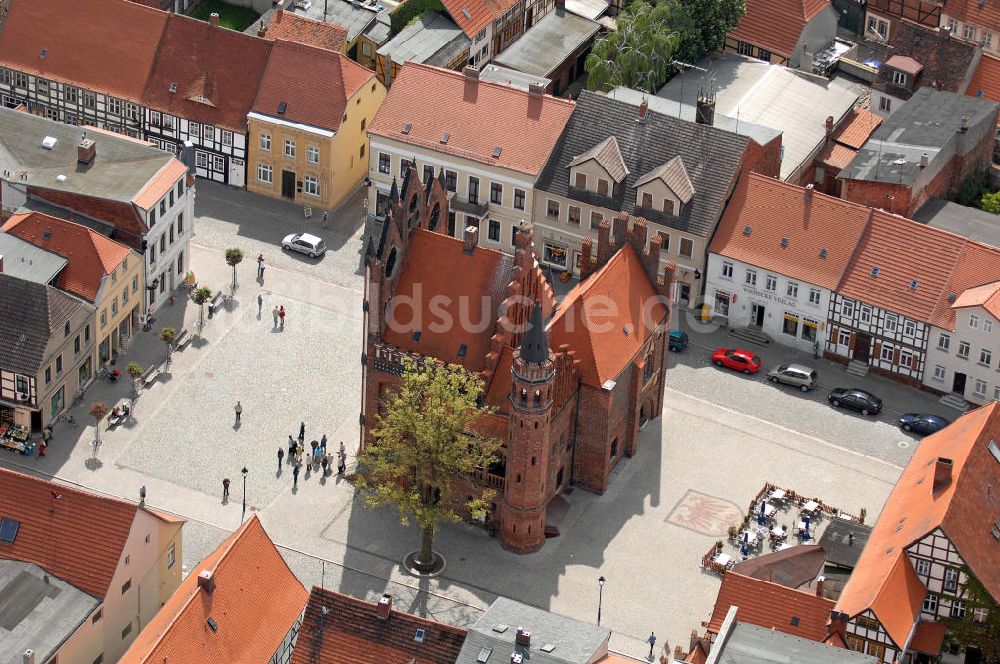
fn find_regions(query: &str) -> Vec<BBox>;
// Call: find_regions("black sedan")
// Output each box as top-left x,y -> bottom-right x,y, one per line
828,388 -> 882,416
899,413 -> 951,435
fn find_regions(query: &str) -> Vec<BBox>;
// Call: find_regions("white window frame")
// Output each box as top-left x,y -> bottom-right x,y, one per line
260,133 -> 271,151
892,70 -> 908,86
257,163 -> 272,183
838,329 -> 851,346
842,299 -> 855,318
903,320 -> 916,336
880,345 -> 894,362
884,314 -> 897,332
513,188 -> 525,211
970,314 -> 980,329
958,341 -> 970,359
721,262 -> 733,279
923,593 -> 938,613
879,96 -> 891,113
786,282 -> 798,298
915,558 -> 931,576
303,175 -> 319,197
859,305 -> 872,323
933,365 -> 946,381
307,146 -> 320,164
745,269 -> 757,287
222,130 -> 233,147
765,274 -> 777,292
808,288 -> 821,305
938,333 -> 950,350
284,139 -> 296,158
974,379 -> 988,397
195,151 -> 208,169
985,319 -> 993,334
979,349 -> 992,366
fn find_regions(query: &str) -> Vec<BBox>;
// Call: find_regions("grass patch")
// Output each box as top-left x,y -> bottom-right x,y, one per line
190,0 -> 261,31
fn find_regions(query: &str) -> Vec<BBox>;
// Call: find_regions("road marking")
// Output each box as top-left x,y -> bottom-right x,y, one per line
663,385 -> 905,470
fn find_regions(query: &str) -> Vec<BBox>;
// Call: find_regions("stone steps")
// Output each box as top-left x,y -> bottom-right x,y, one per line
938,392 -> 971,413
729,326 -> 772,347
846,360 -> 869,378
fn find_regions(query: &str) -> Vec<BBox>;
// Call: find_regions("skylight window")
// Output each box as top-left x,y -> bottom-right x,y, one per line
742,225 -> 752,236
440,133 -> 450,144
477,647 -> 493,663
492,147 -> 502,158
0,518 -> 21,543
402,123 -> 412,134
277,102 -> 287,115
414,628 -> 426,642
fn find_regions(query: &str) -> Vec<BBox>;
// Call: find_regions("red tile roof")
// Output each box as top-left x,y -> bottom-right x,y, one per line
26,188 -> 147,248
966,52 -> 1000,124
942,0 -> 1000,39
816,142 -> 858,171
884,54 -> 924,75
547,243 -> 668,387
120,516 -> 308,664
830,107 -> 883,150
2,211 -> 135,303
709,173 -> 872,291
132,159 -> 190,210
142,13 -> 273,132
836,212 -> 967,325
441,0 -> 520,37
951,280 -> 1000,321
933,242 -> 1000,330
836,402 -> 1000,647
290,588 -> 468,664
707,572 -> 835,642
728,0 -> 831,57
383,228 -> 514,372
262,10 -> 349,52
910,621 -> 947,655
0,467 -> 141,598
252,39 -> 376,132
368,63 -> 575,176
0,0 -> 167,104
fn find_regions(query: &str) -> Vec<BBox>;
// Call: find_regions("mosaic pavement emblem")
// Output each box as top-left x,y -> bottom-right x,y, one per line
666,490 -> 743,536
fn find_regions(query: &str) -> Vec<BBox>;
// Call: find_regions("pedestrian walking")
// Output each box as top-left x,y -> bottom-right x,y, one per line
287,435 -> 296,460
646,633 -> 656,658
320,434 -> 327,452
223,477 -> 231,499
257,253 -> 264,278
321,454 -> 329,475
257,293 -> 263,315
38,440 -> 46,458
337,450 -> 346,475
272,306 -> 280,328
322,211 -> 329,228
338,441 -> 345,457
234,401 -> 242,425
298,421 -> 305,444
292,461 -> 300,487
277,447 -> 284,471
279,305 -> 286,329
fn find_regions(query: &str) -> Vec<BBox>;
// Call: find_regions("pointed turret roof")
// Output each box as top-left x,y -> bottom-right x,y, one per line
520,300 -> 550,363
388,177 -> 399,204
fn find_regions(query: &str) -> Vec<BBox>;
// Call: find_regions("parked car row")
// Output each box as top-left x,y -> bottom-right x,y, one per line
698,344 -> 951,435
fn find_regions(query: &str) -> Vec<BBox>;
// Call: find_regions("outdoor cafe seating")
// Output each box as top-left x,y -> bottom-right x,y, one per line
0,422 -> 33,456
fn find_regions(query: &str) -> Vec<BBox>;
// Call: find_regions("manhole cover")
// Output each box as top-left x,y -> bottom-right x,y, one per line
898,440 -> 910,448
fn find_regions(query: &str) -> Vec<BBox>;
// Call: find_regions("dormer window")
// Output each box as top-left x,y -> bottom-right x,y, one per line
574,172 -> 587,189
641,192 -> 653,208
597,178 -> 609,196
663,199 -> 674,215
892,70 -> 908,86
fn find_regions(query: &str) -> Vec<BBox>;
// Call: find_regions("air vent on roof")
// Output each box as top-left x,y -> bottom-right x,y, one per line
780,237 -> 789,248
492,147 -> 502,158
910,279 -> 919,290
477,648 -> 494,663
742,225 -> 752,236
169,82 -> 177,93
462,7 -> 472,19
440,132 -> 450,144
0,517 -> 21,543
947,292 -> 958,302
402,123 -> 412,134
892,158 -> 907,166
819,248 -> 828,258
540,644 -> 556,653
207,617 -> 218,632
885,546 -> 895,555
870,267 -> 880,278
492,624 -> 509,633
41,136 -> 57,149
278,102 -> 287,115
415,628 -> 426,642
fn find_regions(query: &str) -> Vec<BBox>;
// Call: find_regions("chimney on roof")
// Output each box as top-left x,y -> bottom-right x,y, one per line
21,651 -> 34,664
257,20 -> 266,37
919,153 -> 928,168
0,255 -> 4,273
209,12 -> 220,27
511,654 -> 524,664
825,116 -> 834,135
463,65 -> 480,80
804,182 -> 814,201
816,576 -> 826,598
638,98 -> 649,122
463,225 -> 479,254
77,138 -> 96,166
799,43 -> 811,73
377,593 -> 392,620
197,570 -> 216,594
959,115 -> 969,132
528,82 -> 545,97
515,626 -> 531,647
828,611 -> 848,638
933,457 -> 953,491
696,88 -> 715,126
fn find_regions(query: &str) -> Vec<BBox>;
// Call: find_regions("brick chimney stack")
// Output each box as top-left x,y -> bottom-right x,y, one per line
463,225 -> 479,254
0,255 -> 4,273
463,64 -> 480,80
377,593 -> 392,620
515,627 -> 531,647
825,116 -> 834,135
209,12 -> 220,27
933,457 -> 953,491
638,98 -> 649,121
816,576 -> 826,598
78,138 -> 96,165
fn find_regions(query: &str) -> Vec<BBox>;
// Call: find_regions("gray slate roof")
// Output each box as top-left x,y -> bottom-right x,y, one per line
493,8 -> 600,78
0,231 -> 67,285
817,519 -> 872,570
377,11 -> 469,67
0,107 -> 176,203
535,90 -> 750,238
0,273 -> 88,376
711,622 -> 878,664
913,198 -> 1000,247
838,87 -> 999,185
455,597 -> 610,664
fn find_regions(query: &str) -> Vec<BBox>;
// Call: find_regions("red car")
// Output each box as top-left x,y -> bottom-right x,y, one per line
711,348 -> 762,374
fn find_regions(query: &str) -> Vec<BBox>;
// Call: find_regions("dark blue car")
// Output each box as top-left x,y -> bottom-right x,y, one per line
669,329 -> 689,352
899,413 -> 951,435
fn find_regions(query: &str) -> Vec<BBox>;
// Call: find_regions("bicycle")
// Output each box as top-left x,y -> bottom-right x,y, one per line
58,412 -> 79,428
97,366 -> 119,382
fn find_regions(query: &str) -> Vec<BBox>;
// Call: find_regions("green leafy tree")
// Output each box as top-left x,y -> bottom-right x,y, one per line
683,0 -> 747,55
586,0 -> 681,93
956,167 -> 989,207
191,286 -> 213,329
357,359 -> 503,571
980,190 -> 1000,214
943,567 -> 1000,661
225,248 -> 244,289
126,362 -> 143,399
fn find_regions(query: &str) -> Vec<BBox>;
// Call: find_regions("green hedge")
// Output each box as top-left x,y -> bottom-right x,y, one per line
390,0 -> 445,36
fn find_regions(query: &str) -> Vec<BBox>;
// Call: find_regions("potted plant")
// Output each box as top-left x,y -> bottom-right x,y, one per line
715,540 -> 724,552
859,507 -> 867,525
89,401 -> 109,445
191,286 -> 212,331
126,362 -> 143,399
728,525 -> 738,540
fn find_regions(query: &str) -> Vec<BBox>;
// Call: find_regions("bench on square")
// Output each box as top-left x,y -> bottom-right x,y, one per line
209,290 -> 224,314
141,364 -> 159,389
175,328 -> 191,350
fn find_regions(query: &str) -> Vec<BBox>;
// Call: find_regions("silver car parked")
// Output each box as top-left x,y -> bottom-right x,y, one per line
281,232 -> 327,258
767,364 -> 818,391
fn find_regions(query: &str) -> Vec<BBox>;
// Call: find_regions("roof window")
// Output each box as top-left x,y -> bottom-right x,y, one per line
780,237 -> 789,248
790,617 -> 800,626
462,7 -> 472,19
169,82 -> 177,93
477,648 -> 493,662
492,147 -> 502,158
910,279 -> 919,290
440,133 -> 450,144
41,136 -> 57,149
870,267 -> 880,278
402,123 -> 412,134
540,645 -> 556,653
0,517 -> 20,543
458,344 -> 467,358
207,617 -> 218,632
819,248 -> 828,258
415,628 -> 426,642
742,225 -> 752,236
277,102 -> 287,115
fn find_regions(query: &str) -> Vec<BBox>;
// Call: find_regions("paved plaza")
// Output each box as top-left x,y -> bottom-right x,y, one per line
0,184 -> 930,660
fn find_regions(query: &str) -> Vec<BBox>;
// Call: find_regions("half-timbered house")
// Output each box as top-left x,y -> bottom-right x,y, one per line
834,402 -> 1000,663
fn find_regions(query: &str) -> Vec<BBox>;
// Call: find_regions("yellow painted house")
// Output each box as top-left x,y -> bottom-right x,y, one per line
247,39 -> 386,211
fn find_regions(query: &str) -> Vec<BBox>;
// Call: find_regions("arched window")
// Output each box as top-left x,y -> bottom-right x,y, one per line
429,203 -> 441,231
385,247 -> 398,278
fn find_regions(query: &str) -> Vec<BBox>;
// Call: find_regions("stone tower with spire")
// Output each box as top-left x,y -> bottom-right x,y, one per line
500,300 -> 556,553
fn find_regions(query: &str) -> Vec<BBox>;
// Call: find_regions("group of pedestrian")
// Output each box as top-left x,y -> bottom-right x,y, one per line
280,423 -> 347,488
271,305 -> 287,329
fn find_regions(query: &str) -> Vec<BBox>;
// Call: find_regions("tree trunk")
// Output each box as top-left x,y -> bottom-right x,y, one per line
417,523 -> 435,570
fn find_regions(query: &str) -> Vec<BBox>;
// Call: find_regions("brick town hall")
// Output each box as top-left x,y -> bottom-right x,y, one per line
362,165 -> 676,553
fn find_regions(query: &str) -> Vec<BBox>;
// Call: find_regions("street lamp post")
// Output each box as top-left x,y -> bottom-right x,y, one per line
241,466 -> 249,524
597,576 -> 606,626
